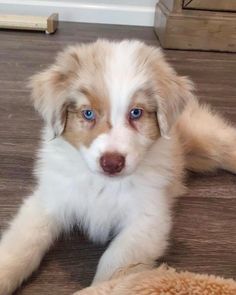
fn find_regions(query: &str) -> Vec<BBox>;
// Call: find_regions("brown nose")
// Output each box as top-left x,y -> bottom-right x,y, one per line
100,153 -> 125,175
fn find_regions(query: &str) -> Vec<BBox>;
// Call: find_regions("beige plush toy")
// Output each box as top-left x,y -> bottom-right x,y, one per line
74,265 -> 236,295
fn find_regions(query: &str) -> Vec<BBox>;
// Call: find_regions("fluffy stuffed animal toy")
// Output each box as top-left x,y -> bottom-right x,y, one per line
74,265 -> 236,295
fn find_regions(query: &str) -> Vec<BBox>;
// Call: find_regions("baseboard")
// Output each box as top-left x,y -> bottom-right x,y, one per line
0,0 -> 156,26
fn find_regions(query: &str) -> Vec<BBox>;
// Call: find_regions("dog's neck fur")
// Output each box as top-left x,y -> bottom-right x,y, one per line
35,126 -> 179,243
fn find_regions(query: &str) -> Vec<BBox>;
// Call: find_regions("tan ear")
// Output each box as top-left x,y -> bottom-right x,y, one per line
137,44 -> 196,137
142,46 -> 195,137
156,75 -> 195,137
28,47 -> 80,136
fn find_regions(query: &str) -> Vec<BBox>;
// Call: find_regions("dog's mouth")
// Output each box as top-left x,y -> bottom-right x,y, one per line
101,170 -> 123,178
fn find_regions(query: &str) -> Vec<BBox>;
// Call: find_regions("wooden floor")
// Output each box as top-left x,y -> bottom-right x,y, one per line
0,22 -> 236,295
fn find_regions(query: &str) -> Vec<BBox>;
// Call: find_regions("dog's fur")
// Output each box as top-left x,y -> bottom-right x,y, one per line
0,40 -> 235,295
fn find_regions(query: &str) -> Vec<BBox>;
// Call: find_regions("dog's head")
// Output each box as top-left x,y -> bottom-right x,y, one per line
29,40 -> 194,177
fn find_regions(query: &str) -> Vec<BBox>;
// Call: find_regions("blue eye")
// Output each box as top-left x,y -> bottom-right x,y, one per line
129,108 -> 143,120
82,109 -> 95,121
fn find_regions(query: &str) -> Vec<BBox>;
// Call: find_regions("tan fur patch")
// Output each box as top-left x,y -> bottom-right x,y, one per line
63,113 -> 111,148
61,42 -> 113,147
135,45 -> 195,136
129,89 -> 160,141
63,88 -> 111,148
29,40 -> 112,137
174,100 -> 236,174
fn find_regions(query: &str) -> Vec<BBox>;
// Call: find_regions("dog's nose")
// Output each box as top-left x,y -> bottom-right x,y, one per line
100,153 -> 125,175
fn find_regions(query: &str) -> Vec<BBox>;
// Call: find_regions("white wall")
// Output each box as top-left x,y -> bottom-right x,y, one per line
0,0 -> 158,26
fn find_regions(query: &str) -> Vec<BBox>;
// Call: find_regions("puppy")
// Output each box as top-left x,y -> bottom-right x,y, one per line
0,40 -> 235,295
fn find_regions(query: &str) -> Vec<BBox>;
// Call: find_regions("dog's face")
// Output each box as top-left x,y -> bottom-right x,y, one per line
29,40 -> 194,177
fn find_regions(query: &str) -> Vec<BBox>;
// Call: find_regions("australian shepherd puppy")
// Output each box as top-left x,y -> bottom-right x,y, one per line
0,40 -> 235,295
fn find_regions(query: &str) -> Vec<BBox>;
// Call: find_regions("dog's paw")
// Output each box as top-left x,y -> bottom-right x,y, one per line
72,287 -> 101,295
111,262 -> 154,280
0,272 -> 15,295
73,279 -> 118,295
73,289 -> 88,295
0,255 -> 21,295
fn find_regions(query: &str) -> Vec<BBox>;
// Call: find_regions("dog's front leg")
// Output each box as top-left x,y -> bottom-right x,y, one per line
92,214 -> 171,284
0,195 -> 60,295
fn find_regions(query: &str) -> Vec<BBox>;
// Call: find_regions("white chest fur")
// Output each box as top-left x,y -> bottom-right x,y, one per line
35,135 -> 173,244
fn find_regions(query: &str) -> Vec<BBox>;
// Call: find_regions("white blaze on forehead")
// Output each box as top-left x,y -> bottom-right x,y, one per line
104,41 -> 148,126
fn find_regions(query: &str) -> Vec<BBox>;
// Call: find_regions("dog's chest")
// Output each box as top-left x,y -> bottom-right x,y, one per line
39,139 -> 171,243
75,176 -> 138,243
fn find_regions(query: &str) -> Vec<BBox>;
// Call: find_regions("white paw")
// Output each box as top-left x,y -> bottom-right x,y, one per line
0,273 -> 15,295
0,255 -> 21,295
72,287 -> 98,295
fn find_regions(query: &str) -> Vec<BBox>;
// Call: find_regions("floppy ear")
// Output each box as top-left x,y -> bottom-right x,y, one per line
28,47 -> 80,136
145,46 -> 196,137
156,74 -> 195,137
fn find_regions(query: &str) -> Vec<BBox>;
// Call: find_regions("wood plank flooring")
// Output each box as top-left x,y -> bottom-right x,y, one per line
0,22 -> 235,294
